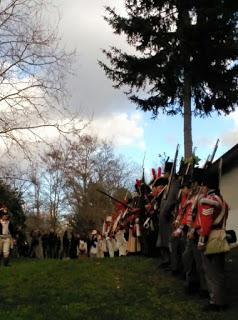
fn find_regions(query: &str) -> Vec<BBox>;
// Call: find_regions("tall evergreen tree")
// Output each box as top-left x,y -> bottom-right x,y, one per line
99,0 -> 238,159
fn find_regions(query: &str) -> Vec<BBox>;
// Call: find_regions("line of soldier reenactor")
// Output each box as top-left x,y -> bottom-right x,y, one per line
100,148 -> 237,312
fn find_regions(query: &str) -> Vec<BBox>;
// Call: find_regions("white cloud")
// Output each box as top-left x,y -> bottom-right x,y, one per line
221,109 -> 238,147
85,112 -> 145,148
0,2 -> 146,161
0,110 -> 144,148
55,0 -> 133,118
229,109 -> 238,125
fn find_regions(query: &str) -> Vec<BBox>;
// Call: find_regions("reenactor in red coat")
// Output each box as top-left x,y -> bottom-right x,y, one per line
156,161 -> 180,268
179,169 -> 208,296
171,178 -> 192,275
194,174 -> 229,311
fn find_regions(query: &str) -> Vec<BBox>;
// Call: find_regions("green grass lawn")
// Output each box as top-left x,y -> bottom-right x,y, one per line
0,255 -> 237,320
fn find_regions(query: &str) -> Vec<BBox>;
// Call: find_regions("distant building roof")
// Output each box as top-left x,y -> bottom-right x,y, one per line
210,144 -> 238,175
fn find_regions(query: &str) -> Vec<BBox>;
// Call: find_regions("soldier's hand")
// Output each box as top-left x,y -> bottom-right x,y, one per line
173,220 -> 179,229
173,229 -> 182,238
197,242 -> 206,251
145,204 -> 152,212
187,232 -> 194,240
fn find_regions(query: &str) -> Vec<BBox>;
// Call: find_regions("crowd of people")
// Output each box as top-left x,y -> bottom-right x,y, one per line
14,229 -> 89,260
0,156 -> 237,312
26,228 -> 128,260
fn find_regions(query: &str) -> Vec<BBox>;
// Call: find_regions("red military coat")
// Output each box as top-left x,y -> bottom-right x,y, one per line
180,197 -> 194,227
193,191 -> 225,237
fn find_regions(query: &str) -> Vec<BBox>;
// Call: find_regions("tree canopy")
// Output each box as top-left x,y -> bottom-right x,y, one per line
99,0 -> 238,158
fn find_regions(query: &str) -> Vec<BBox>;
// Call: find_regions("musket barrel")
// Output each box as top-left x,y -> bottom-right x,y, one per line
96,189 -> 131,209
203,139 -> 219,169
209,139 -> 220,163
164,144 -> 179,199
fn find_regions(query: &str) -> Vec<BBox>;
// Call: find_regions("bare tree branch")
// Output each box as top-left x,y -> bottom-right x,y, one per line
0,0 -> 82,155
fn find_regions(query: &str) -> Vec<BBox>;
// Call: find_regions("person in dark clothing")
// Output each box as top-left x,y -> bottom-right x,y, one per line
55,235 -> 61,259
61,230 -> 70,259
29,230 -> 42,258
41,233 -> 48,259
86,234 -> 92,258
47,229 -> 56,259
15,227 -> 29,257
69,232 -> 78,259
156,167 -> 180,268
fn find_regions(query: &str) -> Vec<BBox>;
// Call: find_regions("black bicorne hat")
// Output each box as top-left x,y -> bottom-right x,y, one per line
140,183 -> 151,195
181,175 -> 192,188
192,167 -> 205,185
202,171 -> 219,190
178,159 -> 186,176
179,161 -> 193,177
164,161 -> 173,174
153,177 -> 168,187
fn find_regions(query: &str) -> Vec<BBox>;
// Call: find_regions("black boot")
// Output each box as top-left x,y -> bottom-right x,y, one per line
3,257 -> 10,266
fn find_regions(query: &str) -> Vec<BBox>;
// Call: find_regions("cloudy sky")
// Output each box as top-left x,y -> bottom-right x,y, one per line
56,0 -> 238,173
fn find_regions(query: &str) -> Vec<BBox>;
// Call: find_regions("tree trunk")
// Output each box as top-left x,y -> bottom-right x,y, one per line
183,75 -> 193,160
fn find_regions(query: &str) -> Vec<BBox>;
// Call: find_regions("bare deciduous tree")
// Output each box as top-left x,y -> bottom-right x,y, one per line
40,147 -> 70,231
64,135 -> 139,232
0,0 -> 81,153
0,134 -> 140,233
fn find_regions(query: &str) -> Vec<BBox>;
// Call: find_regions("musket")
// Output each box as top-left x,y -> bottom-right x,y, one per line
180,157 -> 191,186
191,186 -> 203,220
183,146 -> 197,182
96,189 -> 132,210
141,152 -> 146,192
218,158 -> 223,188
146,184 -> 167,213
184,146 -> 197,185
203,154 -> 211,169
142,152 -> 146,175
163,144 -> 180,199
209,139 -> 219,163
203,139 -> 219,169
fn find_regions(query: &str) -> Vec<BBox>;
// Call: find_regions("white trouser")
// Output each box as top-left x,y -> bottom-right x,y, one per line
0,237 -> 12,258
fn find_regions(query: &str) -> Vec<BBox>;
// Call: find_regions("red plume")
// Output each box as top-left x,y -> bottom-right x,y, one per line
152,168 -> 156,178
157,167 -> 161,178
136,179 -> 142,187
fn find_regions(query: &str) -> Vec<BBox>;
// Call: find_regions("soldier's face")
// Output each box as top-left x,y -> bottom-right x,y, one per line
202,186 -> 209,195
151,186 -> 157,196
2,214 -> 8,221
183,186 -> 190,195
